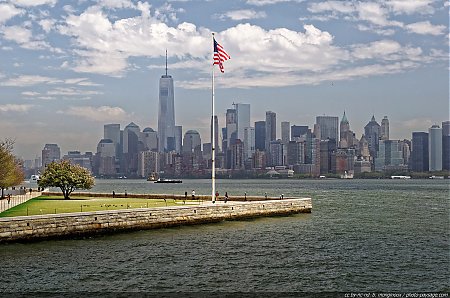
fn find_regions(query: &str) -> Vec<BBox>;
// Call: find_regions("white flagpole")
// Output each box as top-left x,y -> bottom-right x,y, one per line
211,33 -> 216,203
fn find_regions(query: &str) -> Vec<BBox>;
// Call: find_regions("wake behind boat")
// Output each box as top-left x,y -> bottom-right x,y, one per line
154,178 -> 182,183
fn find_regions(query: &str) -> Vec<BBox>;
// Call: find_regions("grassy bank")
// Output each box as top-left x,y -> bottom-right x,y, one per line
0,195 -> 202,218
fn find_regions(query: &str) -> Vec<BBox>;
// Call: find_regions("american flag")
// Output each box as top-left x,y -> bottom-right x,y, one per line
213,38 -> 230,73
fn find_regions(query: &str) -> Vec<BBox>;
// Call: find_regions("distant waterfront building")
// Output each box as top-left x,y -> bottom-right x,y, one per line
411,132 -> 429,172
334,148 -> 356,175
291,125 -> 309,139
175,126 -> 182,154
281,121 -> 290,143
183,130 -> 202,153
63,151 -> 92,172
158,54 -> 176,152
364,115 -> 381,159
122,122 -> 141,176
243,127 -> 255,160
142,127 -> 158,151
210,115 -> 219,153
254,121 -> 266,151
381,116 -> 389,140
374,140 -> 405,172
42,143 -> 61,168
96,139 -> 116,176
236,103 -> 250,142
339,112 -> 350,148
316,116 -> 338,141
320,139 -> 336,174
287,140 -> 305,166
226,108 -> 237,151
230,139 -> 244,170
428,125 -> 442,171
269,140 -> 284,167
265,111 -> 276,152
104,124 -> 121,156
442,121 -> 450,171
138,151 -> 159,178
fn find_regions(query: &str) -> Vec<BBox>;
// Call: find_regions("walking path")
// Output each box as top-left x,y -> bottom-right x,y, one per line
0,191 -> 42,213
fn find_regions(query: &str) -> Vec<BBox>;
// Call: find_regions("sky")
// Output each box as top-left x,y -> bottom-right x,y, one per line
0,0 -> 448,160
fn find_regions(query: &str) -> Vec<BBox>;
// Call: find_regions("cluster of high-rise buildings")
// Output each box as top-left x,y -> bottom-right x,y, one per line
25,64 -> 450,179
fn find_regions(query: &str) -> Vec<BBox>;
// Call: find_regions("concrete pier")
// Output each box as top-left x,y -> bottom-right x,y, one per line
0,198 -> 311,243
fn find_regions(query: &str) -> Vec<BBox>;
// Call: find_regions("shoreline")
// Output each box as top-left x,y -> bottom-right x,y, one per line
0,197 -> 312,243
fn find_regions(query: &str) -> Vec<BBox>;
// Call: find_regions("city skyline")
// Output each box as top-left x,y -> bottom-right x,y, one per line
0,0 -> 448,160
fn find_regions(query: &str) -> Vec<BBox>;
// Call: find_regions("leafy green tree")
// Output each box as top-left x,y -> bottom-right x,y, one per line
0,139 -> 25,198
38,160 -> 95,199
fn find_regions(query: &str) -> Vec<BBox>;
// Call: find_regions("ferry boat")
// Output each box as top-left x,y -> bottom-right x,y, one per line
391,175 -> 411,179
154,178 -> 182,183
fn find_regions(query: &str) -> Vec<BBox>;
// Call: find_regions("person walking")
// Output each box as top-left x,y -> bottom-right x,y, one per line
191,190 -> 195,200
224,192 -> 228,203
215,191 -> 219,203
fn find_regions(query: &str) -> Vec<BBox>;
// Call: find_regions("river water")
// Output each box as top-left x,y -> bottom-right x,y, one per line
0,179 -> 448,293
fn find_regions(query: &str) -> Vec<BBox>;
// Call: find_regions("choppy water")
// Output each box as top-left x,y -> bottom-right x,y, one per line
0,179 -> 448,293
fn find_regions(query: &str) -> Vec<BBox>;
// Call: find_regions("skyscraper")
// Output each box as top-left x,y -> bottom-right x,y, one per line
411,132 -> 429,172
265,111 -> 276,152
254,121 -> 266,151
364,115 -> 381,158
291,125 -> 309,139
381,116 -> 389,140
225,108 -> 237,149
175,125 -> 182,154
243,127 -> 255,160
316,116 -> 338,141
210,115 -> 219,152
158,53 -> 175,152
442,121 -> 450,171
42,144 -> 61,168
428,125 -> 442,171
104,123 -> 121,158
281,121 -> 290,143
236,103 -> 250,142
339,112 -> 350,148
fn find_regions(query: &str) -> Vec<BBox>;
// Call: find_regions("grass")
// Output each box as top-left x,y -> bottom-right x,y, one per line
0,195 -> 203,218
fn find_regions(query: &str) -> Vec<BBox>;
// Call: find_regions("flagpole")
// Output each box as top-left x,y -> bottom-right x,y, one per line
211,33 -> 216,203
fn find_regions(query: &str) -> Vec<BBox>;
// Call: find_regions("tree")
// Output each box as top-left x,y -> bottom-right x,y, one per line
0,139 -> 25,198
38,160 -> 95,199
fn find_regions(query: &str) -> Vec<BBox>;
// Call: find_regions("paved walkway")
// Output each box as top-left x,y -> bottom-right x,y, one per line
0,191 -> 42,213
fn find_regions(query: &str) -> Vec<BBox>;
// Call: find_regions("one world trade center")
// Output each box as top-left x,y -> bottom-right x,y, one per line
158,52 -> 175,152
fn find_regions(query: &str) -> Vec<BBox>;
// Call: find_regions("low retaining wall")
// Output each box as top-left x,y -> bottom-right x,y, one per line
42,191 -> 294,201
0,198 -> 311,243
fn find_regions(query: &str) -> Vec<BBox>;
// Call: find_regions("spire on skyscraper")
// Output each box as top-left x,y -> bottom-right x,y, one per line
341,111 -> 349,124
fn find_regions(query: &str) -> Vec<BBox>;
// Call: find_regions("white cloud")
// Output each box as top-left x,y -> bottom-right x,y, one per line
1,25 -> 51,50
1,75 -> 60,86
0,3 -> 23,23
308,1 -> 404,31
246,0 -> 303,6
406,21 -> 446,35
61,106 -> 129,122
38,19 -> 56,33
47,87 -> 102,96
357,2 -> 403,28
308,1 -> 354,14
12,0 -> 57,7
96,0 -> 136,9
218,9 -> 267,21
2,25 -> 32,44
386,0 -> 435,15
0,104 -> 34,113
22,91 -> 40,97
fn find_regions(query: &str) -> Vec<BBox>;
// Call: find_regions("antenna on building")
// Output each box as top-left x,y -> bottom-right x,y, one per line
165,49 -> 168,76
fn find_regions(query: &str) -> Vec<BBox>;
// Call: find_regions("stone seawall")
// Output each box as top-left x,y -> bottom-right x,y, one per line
42,191 -> 294,201
0,198 -> 311,243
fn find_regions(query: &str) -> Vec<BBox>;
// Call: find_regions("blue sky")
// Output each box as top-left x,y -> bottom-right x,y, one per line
0,0 -> 448,160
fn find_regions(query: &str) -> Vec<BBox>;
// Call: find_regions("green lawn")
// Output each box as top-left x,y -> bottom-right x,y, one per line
0,195 -> 202,218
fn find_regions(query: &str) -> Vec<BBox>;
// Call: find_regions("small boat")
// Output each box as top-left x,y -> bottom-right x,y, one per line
147,173 -> 158,181
154,178 -> 182,183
